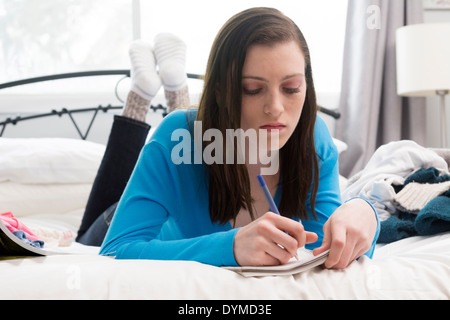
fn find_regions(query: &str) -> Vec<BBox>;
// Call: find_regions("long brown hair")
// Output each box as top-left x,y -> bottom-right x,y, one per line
196,7 -> 319,224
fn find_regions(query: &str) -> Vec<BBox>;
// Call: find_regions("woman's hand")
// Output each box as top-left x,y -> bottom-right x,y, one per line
313,198 -> 378,269
233,212 -> 318,266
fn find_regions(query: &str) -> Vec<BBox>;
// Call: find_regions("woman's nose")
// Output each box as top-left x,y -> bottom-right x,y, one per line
264,91 -> 284,117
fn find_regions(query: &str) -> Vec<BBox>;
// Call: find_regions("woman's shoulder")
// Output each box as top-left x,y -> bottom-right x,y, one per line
314,115 -> 338,163
148,108 -> 198,144
154,108 -> 197,134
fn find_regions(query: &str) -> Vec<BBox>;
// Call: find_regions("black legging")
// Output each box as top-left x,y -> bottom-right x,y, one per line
76,115 -> 150,246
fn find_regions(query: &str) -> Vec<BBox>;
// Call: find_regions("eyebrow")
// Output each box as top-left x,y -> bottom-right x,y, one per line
242,73 -> 305,82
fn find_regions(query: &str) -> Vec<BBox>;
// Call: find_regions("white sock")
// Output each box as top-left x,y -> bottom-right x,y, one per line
129,40 -> 162,101
154,33 -> 188,91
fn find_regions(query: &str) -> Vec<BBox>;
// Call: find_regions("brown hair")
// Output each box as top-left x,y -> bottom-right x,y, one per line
196,7 -> 319,224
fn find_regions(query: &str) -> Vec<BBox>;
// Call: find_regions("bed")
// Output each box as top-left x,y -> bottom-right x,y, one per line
1,72 -> 449,301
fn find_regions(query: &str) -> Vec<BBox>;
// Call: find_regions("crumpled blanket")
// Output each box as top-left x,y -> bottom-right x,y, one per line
30,227 -> 74,248
393,167 -> 450,214
378,168 -> 450,243
342,140 -> 449,221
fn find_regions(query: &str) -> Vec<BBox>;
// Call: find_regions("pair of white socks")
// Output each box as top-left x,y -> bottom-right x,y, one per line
124,33 -> 189,120
130,33 -> 188,100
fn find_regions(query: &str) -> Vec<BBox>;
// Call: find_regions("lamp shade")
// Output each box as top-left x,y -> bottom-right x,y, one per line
396,23 -> 450,97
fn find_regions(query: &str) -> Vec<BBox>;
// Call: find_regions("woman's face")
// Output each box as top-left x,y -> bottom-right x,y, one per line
240,40 -> 307,151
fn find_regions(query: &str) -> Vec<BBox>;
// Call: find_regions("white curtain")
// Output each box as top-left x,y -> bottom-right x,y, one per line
336,0 -> 426,178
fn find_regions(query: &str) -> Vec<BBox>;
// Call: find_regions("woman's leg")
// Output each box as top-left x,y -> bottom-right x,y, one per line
76,35 -> 190,245
76,40 -> 160,242
76,111 -> 151,243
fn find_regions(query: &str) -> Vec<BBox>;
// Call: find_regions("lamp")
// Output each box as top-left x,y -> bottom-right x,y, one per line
396,23 -> 450,148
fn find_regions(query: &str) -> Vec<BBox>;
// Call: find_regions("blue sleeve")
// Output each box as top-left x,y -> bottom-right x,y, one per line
99,112 -> 239,267
303,117 -> 342,250
304,117 -> 379,258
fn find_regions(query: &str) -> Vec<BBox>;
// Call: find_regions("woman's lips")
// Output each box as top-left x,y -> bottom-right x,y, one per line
259,123 -> 286,131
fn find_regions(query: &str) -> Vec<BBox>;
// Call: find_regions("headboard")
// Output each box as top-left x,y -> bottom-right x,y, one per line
0,70 -> 340,140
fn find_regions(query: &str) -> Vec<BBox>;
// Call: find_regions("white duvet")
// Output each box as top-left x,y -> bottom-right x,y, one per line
0,138 -> 449,300
0,209 -> 448,300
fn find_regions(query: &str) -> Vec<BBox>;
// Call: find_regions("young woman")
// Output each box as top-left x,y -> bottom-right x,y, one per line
85,7 -> 379,269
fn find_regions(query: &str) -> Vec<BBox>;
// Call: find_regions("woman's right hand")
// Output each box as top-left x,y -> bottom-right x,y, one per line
233,212 -> 318,266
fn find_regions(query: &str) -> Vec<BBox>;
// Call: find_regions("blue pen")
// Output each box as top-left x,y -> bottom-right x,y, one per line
257,174 -> 280,215
257,174 -> 299,260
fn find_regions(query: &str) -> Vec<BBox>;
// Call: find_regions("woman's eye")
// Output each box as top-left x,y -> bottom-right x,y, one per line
243,88 -> 262,95
284,87 -> 301,94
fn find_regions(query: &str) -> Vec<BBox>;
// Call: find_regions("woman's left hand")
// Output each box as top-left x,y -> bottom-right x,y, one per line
313,198 -> 378,269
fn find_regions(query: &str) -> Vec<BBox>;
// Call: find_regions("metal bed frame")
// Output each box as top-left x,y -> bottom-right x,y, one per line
0,70 -> 340,139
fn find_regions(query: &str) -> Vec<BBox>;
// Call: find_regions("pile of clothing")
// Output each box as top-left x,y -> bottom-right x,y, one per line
0,211 -> 74,249
0,211 -> 44,248
382,167 -> 450,243
342,140 -> 450,244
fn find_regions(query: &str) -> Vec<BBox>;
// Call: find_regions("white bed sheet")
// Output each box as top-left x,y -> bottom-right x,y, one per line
1,138 -> 449,300
1,212 -> 449,300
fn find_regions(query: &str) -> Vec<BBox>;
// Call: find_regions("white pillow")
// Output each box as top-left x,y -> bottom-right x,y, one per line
0,138 -> 105,184
333,138 -> 348,154
0,182 -> 92,217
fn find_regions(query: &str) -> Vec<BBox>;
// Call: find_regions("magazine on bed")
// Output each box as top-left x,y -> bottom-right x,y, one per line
0,217 -> 60,259
224,248 -> 329,277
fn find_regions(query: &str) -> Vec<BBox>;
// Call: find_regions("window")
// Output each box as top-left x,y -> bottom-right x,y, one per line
139,0 -> 348,93
0,0 -> 348,97
0,0 -> 347,140
0,0 -> 132,93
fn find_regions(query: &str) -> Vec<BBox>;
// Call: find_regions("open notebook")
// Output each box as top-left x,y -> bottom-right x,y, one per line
224,248 -> 329,277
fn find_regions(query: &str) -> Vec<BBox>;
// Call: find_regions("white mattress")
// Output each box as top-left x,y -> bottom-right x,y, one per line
0,211 -> 449,300
1,137 -> 449,300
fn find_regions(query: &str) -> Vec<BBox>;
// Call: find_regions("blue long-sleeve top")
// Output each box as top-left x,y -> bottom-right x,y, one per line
100,109 -> 380,266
